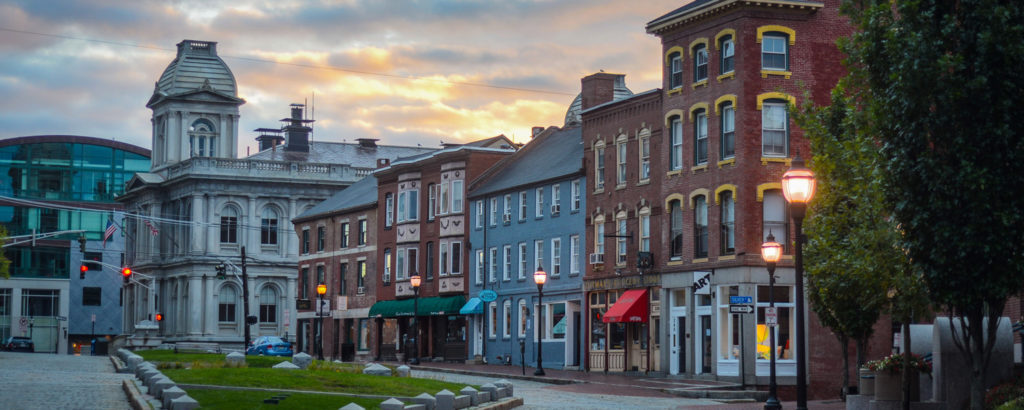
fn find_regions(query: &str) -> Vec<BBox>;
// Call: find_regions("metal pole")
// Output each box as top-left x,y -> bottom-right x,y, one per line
411,286 -> 420,365
794,216 -> 807,410
317,292 -> 324,360
242,246 -> 251,351
535,285 -> 545,376
765,263 -> 781,410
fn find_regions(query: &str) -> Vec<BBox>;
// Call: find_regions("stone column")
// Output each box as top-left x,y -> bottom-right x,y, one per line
208,196 -> 219,254
286,198 -> 297,257
189,275 -> 203,336
179,111 -> 190,161
191,195 -> 204,255
247,195 -> 258,251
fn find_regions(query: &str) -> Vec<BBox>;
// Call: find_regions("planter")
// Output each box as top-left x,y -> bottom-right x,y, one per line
874,370 -> 920,401
859,367 -> 875,396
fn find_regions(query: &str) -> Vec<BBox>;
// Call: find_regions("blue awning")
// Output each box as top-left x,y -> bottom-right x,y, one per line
459,297 -> 484,315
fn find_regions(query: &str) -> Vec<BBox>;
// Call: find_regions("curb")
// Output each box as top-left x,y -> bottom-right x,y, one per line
661,387 -> 767,401
475,396 -> 525,409
122,379 -> 153,410
408,365 -> 580,385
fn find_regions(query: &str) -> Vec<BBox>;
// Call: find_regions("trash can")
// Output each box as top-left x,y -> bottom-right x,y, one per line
341,342 -> 355,362
93,339 -> 109,356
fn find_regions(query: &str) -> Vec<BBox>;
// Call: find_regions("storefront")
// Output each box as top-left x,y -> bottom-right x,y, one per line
369,295 -> 467,362
584,273 -> 661,373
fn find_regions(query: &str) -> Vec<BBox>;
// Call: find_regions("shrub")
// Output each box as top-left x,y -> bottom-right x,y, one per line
987,378 -> 1024,410
865,353 -> 931,374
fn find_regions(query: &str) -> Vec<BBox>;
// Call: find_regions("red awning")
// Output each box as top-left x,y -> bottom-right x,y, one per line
602,289 -> 649,323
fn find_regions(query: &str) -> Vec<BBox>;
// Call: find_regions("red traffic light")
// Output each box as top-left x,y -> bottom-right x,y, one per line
155,313 -> 163,322
81,265 -> 88,273
122,267 -> 132,277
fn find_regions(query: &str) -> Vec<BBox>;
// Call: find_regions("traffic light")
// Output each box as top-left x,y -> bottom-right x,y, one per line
155,312 -> 164,322
215,264 -> 226,280
122,267 -> 132,284
80,264 -> 88,279
78,236 -> 87,252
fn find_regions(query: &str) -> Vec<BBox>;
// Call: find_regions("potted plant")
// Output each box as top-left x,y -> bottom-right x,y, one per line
866,352 -> 931,401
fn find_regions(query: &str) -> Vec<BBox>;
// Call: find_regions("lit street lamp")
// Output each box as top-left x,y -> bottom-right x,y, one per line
316,283 -> 327,361
781,155 -> 816,410
762,233 -> 783,410
533,266 -> 547,376
410,274 -> 422,365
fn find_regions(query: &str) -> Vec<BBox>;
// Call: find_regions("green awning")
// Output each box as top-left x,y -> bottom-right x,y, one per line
369,295 -> 467,318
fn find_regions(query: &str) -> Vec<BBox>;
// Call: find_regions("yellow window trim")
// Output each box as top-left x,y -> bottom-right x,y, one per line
691,164 -> 709,173
665,109 -> 685,127
666,260 -> 684,266
689,37 -> 709,56
689,188 -> 710,209
717,158 -> 736,168
756,25 -> 796,45
756,182 -> 782,202
717,72 -> 736,82
664,46 -> 685,65
714,184 -> 738,205
756,92 -> 797,110
714,94 -> 738,114
668,88 -> 683,96
718,255 -> 737,261
714,29 -> 736,49
760,70 -> 793,79
666,169 -> 683,178
691,79 -> 709,89
664,193 -> 686,210
760,156 -> 792,166
689,102 -> 710,121
692,257 -> 710,264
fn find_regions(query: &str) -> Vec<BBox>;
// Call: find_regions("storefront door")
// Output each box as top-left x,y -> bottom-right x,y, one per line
671,316 -> 686,375
699,315 -> 712,373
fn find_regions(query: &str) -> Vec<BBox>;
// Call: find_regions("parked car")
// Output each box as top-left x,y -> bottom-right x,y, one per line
246,336 -> 292,356
3,336 -> 34,352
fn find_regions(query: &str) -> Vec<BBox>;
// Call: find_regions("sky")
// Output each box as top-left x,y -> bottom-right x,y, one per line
0,0 -> 686,156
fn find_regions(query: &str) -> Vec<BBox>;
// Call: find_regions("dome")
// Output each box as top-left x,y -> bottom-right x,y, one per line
148,40 -> 240,107
563,75 -> 633,127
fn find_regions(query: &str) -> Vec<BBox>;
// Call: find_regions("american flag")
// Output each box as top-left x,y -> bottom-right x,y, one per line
102,220 -> 117,247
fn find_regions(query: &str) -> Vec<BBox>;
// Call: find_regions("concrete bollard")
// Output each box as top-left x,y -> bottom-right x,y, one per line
338,403 -> 366,410
435,389 -> 455,410
396,365 -> 411,377
161,386 -> 187,408
225,351 -> 245,366
453,395 -> 471,409
493,379 -> 514,396
292,352 -> 313,369
479,383 -> 497,401
409,392 -> 436,410
459,387 -> 479,406
152,378 -> 176,398
170,395 -> 200,410
380,398 -> 406,410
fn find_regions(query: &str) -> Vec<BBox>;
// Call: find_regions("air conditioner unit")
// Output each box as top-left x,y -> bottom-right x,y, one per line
589,253 -> 604,264
357,286 -> 366,295
551,204 -> 560,215
502,213 -> 511,223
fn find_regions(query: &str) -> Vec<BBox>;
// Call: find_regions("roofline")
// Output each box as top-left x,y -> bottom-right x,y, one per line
292,201 -> 377,224
581,89 -> 662,115
646,0 -> 824,34
373,145 -> 514,175
0,135 -> 151,158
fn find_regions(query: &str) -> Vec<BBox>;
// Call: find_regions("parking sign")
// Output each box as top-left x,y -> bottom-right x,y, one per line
766,307 -> 778,326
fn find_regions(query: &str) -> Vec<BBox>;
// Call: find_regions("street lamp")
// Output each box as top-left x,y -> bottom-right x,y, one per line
316,283 -> 327,361
410,274 -> 422,365
762,233 -> 783,410
533,266 -> 547,376
781,155 -> 816,410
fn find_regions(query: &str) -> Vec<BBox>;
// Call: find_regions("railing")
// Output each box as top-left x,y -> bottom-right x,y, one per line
163,157 -> 374,183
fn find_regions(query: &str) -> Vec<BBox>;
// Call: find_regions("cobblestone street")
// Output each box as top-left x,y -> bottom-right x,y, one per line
0,352 -> 133,410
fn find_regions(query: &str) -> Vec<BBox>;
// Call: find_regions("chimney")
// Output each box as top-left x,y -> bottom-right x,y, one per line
357,138 -> 379,149
377,158 -> 390,169
581,72 -> 623,110
282,103 -> 313,153
532,127 -> 545,137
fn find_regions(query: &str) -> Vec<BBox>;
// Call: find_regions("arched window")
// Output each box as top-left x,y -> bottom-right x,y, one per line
220,206 -> 239,244
259,286 -> 278,323
218,285 -> 238,323
261,207 -> 279,245
189,119 -> 217,158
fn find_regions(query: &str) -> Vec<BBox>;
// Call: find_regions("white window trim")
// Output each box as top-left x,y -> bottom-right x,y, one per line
551,237 -> 561,277
535,187 -> 544,218
570,235 -> 580,274
475,200 -> 483,229
503,245 -> 512,281
518,242 -> 528,280
475,249 -> 485,285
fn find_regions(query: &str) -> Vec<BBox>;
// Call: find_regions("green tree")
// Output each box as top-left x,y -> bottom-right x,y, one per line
0,226 -> 10,278
842,0 -> 1024,408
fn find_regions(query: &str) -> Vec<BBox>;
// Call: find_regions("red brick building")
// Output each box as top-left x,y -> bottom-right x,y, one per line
369,137 -> 515,362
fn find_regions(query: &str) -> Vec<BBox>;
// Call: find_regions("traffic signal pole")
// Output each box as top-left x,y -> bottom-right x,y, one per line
242,246 -> 252,350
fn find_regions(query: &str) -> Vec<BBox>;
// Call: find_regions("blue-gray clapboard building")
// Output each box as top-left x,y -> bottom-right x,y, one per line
465,124 -> 586,369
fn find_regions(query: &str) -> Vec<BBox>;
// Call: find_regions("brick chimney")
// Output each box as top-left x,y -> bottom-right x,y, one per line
581,72 -> 623,110
283,103 -> 313,153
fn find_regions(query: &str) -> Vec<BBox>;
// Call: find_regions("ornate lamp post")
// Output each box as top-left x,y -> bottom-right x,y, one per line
410,274 -> 422,365
533,266 -> 547,376
316,283 -> 327,361
781,155 -> 816,410
762,233 -> 783,410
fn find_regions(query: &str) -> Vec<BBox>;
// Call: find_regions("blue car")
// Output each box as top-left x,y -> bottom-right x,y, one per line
246,336 -> 293,356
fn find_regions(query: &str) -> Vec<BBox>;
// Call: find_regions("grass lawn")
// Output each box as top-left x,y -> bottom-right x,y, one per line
185,389 -> 383,410
135,350 -> 295,368
162,367 -> 470,397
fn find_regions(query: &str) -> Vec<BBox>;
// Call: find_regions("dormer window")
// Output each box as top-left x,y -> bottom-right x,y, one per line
189,118 -> 217,158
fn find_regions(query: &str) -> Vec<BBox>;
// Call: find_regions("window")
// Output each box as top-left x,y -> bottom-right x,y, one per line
504,194 -> 512,220
261,207 -> 278,245
451,242 -> 462,275
489,247 -> 498,283
300,268 -> 309,299
571,179 -> 581,211
475,200 -> 484,229
358,319 -> 370,351
720,35 -> 734,74
535,187 -> 544,217
721,191 -> 735,255
220,207 -> 238,244
358,219 -> 367,245
490,197 -> 498,226
489,302 -> 498,338
596,220 -> 606,255
695,109 -> 708,165
259,286 -> 278,323
551,185 -> 560,211
188,119 -> 217,158
756,285 -> 795,362
317,226 -> 325,252
595,145 -> 606,190
763,190 -> 788,249
721,103 -> 735,159
317,265 -> 325,285
670,117 -> 683,170
546,303 -> 567,340
451,180 -> 464,213
718,285 -> 741,362
616,216 -> 627,265
669,52 -> 683,89
694,44 -> 708,82
762,34 -> 788,70
566,235 -> 579,275
428,183 -> 436,220
339,222 -> 350,248
518,242 -> 528,280
385,193 -> 394,227
535,240 -> 544,272
339,263 -> 348,294
475,249 -> 485,285
396,248 -> 405,281
357,260 -> 366,288
405,248 -> 418,279
440,243 -> 449,275
551,238 -> 561,276
616,140 -> 628,185
518,299 -> 528,338
383,248 -> 392,283
503,245 -> 512,281
397,189 -> 419,222
695,196 -> 708,258
640,213 -> 651,252
762,101 -> 788,156
439,181 -> 449,215
82,287 -> 101,306
301,229 -> 310,255
670,200 -> 684,258
503,300 -> 512,338
519,191 -> 528,220
218,286 -> 237,322
425,242 -> 435,280
639,133 -> 650,181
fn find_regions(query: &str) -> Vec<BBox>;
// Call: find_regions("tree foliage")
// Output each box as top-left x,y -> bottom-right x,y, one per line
0,226 -> 10,279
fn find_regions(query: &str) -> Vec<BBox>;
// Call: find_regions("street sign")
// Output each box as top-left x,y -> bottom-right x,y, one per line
729,305 -> 754,314
18,317 -> 27,333
479,290 -> 498,303
766,307 -> 778,326
729,296 -> 753,304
